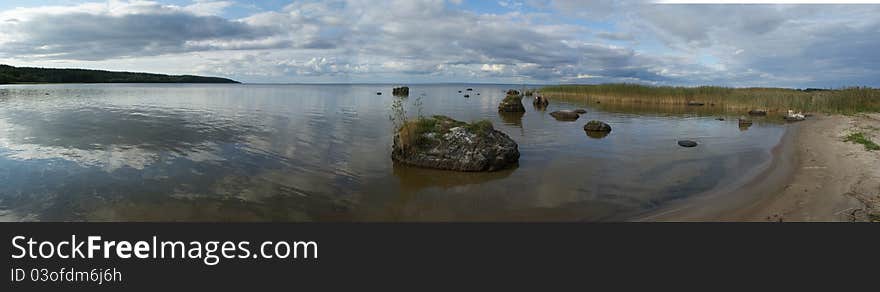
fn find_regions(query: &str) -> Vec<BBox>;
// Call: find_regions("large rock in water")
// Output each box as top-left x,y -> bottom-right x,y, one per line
391,116 -> 519,172
498,94 -> 525,112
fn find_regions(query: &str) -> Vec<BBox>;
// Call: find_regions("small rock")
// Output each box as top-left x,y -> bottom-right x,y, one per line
376,92 -> 382,95
466,88 -> 473,91
716,118 -> 725,121
678,140 -> 698,148
392,86 -> 410,96
574,109 -> 587,114
584,120 -> 612,132
550,110 -> 579,121
687,101 -> 705,106
464,94 -> 470,98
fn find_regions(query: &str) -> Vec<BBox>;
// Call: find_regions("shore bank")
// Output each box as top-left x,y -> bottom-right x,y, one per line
640,114 -> 880,221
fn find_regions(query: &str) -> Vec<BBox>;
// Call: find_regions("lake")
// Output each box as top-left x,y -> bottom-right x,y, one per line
0,84 -> 788,221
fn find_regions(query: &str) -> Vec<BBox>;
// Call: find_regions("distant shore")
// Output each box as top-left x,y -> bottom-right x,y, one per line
1,64 -> 238,84
640,114 -> 880,222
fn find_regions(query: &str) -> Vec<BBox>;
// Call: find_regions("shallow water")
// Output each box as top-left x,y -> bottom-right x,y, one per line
0,84 -> 788,221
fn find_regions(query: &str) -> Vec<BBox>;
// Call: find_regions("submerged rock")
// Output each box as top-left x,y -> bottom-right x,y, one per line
748,109 -> 767,116
584,120 -> 612,132
574,109 -> 587,114
550,110 -> 580,121
391,116 -> 519,172
678,140 -> 698,148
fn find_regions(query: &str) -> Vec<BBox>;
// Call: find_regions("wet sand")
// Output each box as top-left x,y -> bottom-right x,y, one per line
641,114 -> 880,222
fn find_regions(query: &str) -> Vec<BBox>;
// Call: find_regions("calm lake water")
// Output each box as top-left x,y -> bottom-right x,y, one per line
0,84 -> 788,221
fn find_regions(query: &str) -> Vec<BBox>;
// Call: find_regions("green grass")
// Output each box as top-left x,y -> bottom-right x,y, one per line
844,132 -> 880,151
540,83 -> 880,114
398,115 -> 494,149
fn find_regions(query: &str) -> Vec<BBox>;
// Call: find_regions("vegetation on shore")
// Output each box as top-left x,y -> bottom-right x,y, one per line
844,132 -> 880,151
540,84 -> 880,114
0,64 -> 238,84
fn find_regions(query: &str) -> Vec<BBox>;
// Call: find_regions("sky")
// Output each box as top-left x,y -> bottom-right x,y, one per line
0,0 -> 878,87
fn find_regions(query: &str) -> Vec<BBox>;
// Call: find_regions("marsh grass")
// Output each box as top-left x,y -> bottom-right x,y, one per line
844,132 -> 880,151
540,84 -> 880,114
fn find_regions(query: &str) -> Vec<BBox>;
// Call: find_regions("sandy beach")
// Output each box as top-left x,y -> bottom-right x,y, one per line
641,114 -> 880,222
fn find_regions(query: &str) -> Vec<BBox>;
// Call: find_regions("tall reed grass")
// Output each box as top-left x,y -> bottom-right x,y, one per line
540,84 -> 880,114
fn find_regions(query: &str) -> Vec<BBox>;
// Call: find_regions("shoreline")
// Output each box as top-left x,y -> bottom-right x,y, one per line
639,114 -> 880,222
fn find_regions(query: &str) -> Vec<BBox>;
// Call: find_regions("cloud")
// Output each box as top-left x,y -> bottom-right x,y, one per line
0,1 -> 877,86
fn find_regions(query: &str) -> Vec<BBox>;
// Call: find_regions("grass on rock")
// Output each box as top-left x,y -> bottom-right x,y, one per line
397,115 -> 494,150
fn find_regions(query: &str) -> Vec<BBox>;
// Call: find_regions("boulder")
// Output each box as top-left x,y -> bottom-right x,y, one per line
533,95 -> 549,106
678,140 -> 698,148
392,86 -> 410,96
498,95 -> 525,112
506,89 -> 520,96
748,109 -> 767,116
574,109 -> 587,114
584,120 -> 612,132
550,110 -> 580,121
391,116 -> 519,172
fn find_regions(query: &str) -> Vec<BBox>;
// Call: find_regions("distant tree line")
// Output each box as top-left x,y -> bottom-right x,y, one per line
0,64 -> 239,84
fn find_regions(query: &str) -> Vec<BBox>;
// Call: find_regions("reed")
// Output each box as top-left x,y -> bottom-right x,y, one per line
540,84 -> 880,114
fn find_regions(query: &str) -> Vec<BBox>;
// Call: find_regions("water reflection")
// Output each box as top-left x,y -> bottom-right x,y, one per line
0,84 -> 789,221
585,130 -> 610,139
498,111 -> 524,127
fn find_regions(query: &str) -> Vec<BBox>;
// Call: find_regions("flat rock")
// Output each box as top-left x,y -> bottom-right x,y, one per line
748,109 -> 767,116
678,140 -> 698,148
550,110 -> 580,121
